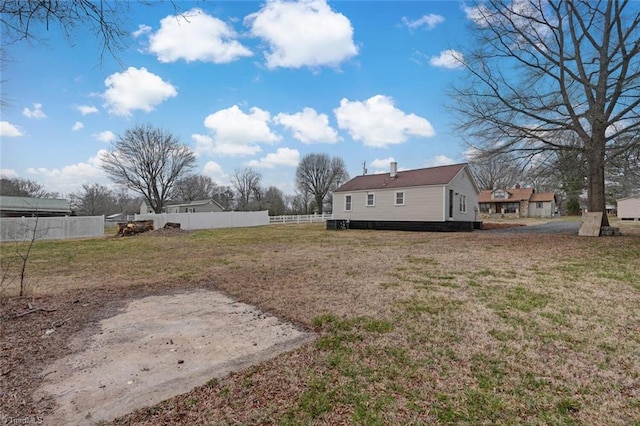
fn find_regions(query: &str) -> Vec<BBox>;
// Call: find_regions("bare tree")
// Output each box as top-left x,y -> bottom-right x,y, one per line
468,151 -> 523,190
101,124 -> 196,214
295,153 -> 349,214
114,187 -> 141,215
212,186 -> 234,211
0,0 -> 164,61
263,186 -> 286,216
0,176 -> 57,198
231,167 -> 262,211
171,174 -> 219,203
1,210 -> 45,297
70,183 -> 117,215
606,135 -> 640,201
451,0 -> 640,227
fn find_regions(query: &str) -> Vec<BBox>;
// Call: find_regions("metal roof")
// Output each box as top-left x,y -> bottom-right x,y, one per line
0,196 -> 71,213
334,163 -> 469,192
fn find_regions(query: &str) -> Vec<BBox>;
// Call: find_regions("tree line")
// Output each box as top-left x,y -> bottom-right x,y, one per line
1,124 -> 349,217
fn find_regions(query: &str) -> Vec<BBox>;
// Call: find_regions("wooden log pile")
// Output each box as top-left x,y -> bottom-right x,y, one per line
164,222 -> 181,229
116,220 -> 154,236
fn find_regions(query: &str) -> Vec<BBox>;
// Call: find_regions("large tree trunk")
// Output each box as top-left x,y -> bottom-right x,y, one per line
586,136 -> 609,227
315,195 -> 324,214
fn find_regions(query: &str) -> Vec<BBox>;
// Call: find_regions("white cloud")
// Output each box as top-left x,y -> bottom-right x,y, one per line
133,24 -> 152,38
334,95 -> 435,148
103,67 -> 177,117
430,49 -> 464,69
196,105 -> 281,156
247,147 -> 300,169
246,0 -> 357,69
426,155 -> 456,167
72,121 -> 84,131
22,103 -> 46,119
147,8 -> 252,63
0,169 -> 18,178
370,157 -> 396,169
369,157 -> 397,174
94,130 -> 116,143
77,105 -> 99,115
0,121 -> 24,137
25,150 -> 108,195
401,14 -> 445,30
274,108 -> 339,143
202,161 -> 229,185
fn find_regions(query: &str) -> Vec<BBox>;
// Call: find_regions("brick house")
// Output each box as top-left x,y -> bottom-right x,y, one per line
478,185 -> 557,218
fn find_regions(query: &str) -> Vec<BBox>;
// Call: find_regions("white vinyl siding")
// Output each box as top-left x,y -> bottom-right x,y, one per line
617,196 -> 640,219
331,166 -> 479,223
528,200 -> 555,217
333,186 -> 444,221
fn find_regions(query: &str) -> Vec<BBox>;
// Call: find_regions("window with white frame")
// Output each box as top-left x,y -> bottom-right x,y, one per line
395,191 -> 405,206
536,202 -> 543,209
187,207 -> 196,213
459,194 -> 467,213
345,195 -> 352,211
366,193 -> 375,206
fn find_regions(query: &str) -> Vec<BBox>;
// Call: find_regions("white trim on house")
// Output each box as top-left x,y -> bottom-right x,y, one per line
366,192 -> 375,207
459,193 -> 467,214
344,194 -> 352,211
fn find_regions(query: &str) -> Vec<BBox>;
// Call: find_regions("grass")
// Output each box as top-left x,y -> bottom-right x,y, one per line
2,220 -> 640,425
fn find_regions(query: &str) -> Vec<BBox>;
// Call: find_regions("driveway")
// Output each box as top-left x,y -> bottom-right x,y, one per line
484,220 -> 581,235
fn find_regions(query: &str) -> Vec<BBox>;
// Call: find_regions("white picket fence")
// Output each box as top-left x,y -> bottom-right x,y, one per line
135,210 -> 269,230
268,213 -> 333,224
0,216 -> 105,242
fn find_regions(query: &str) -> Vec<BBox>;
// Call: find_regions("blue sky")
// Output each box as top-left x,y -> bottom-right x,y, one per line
1,0 -> 479,197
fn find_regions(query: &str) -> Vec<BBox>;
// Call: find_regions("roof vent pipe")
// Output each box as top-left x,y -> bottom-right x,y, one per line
390,161 -> 398,178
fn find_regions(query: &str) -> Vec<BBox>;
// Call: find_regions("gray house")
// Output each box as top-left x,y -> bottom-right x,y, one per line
330,162 -> 480,231
140,199 -> 225,214
164,199 -> 225,214
0,196 -> 72,218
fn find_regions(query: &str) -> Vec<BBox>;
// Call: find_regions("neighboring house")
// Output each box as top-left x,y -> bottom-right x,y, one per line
331,162 -> 480,231
617,195 -> 640,220
0,196 -> 72,218
478,186 -> 557,218
164,199 -> 225,214
140,199 -> 225,214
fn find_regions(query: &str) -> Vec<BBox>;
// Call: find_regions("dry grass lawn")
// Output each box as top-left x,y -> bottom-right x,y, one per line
1,218 -> 639,425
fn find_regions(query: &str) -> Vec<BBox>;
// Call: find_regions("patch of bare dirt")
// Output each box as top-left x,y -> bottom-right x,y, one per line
1,284 -> 314,424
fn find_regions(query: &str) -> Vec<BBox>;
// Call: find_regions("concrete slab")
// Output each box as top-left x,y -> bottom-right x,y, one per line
34,290 -> 315,425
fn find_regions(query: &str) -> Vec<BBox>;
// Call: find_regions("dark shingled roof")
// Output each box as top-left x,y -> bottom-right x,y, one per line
334,163 -> 469,192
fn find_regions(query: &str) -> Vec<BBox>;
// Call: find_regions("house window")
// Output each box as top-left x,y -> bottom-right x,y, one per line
479,203 -> 490,213
504,202 -> 519,213
345,195 -> 352,211
367,193 -> 375,206
186,207 -> 195,213
395,191 -> 405,206
536,202 -> 543,209
493,190 -> 506,199
459,194 -> 467,213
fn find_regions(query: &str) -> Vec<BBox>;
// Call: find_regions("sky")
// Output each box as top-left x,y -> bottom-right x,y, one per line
1,0 -> 481,198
